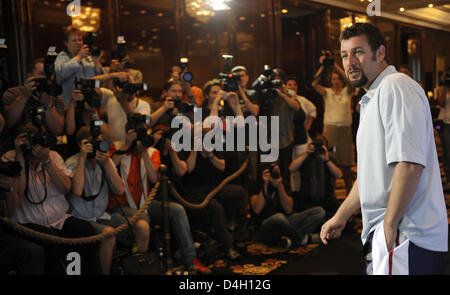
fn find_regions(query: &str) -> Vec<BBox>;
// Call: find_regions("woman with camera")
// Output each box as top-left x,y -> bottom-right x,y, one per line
312,54 -> 354,194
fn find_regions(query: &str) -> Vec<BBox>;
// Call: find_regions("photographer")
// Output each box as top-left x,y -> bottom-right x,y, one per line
170,62 -> 204,107
230,65 -> 259,117
2,123 -> 99,274
312,54 -> 354,194
289,134 -> 342,218
264,68 -> 301,181
0,174 -> 45,274
54,26 -> 129,107
65,126 -> 130,275
1,58 -> 65,154
108,49 -> 143,84
250,162 -> 325,249
436,71 -> 450,190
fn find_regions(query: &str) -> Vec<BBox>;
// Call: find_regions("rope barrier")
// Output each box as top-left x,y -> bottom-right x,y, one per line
0,158 -> 249,245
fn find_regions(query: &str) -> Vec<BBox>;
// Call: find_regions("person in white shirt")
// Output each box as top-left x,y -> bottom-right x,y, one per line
320,22 -> 448,275
436,71 -> 450,190
312,61 -> 354,194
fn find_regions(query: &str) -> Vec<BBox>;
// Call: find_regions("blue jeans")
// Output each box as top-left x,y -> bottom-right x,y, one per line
257,207 -> 326,247
148,201 -> 196,267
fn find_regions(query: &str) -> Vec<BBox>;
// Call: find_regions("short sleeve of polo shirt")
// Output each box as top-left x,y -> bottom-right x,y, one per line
379,76 -> 428,167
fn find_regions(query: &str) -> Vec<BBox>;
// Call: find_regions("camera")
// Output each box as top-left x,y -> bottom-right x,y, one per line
113,36 -> 131,69
252,65 -> 283,115
311,140 -> 336,155
29,105 -> 46,127
126,114 -> 154,148
262,162 -> 280,179
0,161 -> 22,178
218,55 -> 241,92
74,78 -> 101,109
88,119 -> 109,159
179,57 -> 194,83
83,32 -> 101,57
113,79 -> 148,95
168,98 -> 194,114
21,131 -> 57,153
32,47 -> 62,97
321,49 -> 335,66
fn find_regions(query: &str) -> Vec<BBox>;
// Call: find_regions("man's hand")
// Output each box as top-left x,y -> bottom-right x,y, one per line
320,215 -> 347,245
32,145 -> 50,163
384,223 -> 398,251
14,133 -> 28,153
76,45 -> 91,61
124,129 -> 138,150
79,139 -> 93,159
95,151 -> 110,166
21,77 -> 38,100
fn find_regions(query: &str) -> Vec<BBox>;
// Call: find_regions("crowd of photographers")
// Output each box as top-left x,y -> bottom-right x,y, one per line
0,26 -> 366,275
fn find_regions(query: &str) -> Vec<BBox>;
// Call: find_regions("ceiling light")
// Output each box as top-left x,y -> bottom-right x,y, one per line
399,7 -> 405,12
281,9 -> 288,14
428,4 -> 434,8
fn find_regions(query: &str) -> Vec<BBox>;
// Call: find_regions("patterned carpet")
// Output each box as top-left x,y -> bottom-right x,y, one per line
205,130 -> 450,275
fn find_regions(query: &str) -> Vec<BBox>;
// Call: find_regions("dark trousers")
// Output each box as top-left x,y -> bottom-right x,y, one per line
0,231 -> 45,274
279,144 -> 294,181
215,184 -> 248,226
24,216 -> 99,275
363,231 -> 447,275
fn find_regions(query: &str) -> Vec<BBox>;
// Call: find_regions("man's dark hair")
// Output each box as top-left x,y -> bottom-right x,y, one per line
27,58 -> 44,75
340,22 -> 388,62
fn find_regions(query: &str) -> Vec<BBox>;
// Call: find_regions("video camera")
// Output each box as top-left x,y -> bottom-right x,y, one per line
88,118 -> 110,159
218,55 -> 241,92
83,32 -> 101,57
252,65 -> 283,115
74,78 -> 101,109
311,140 -> 336,155
113,78 -> 148,95
126,114 -> 155,148
32,47 -> 63,97
178,57 -> 194,83
321,50 -> 335,66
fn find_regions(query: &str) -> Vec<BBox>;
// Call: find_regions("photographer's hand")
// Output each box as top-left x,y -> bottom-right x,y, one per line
14,133 -> 28,154
95,151 -> 110,166
76,45 -> 91,63
79,139 -> 93,160
32,145 -> 50,164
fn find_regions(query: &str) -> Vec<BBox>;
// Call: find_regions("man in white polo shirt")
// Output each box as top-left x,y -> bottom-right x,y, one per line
320,23 -> 448,275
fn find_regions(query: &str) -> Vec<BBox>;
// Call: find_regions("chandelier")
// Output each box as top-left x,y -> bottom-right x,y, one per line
185,0 -> 231,23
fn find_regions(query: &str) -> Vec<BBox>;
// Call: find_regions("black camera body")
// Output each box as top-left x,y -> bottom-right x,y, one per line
168,98 -> 194,114
312,140 -> 336,155
113,79 -> 148,95
83,32 -> 101,57
88,119 -> 109,159
219,73 -> 241,92
321,50 -> 335,66
21,132 -> 57,153
32,47 -> 62,97
115,36 -> 131,69
126,114 -> 154,148
74,78 -> 101,109
262,162 -> 280,179
28,105 -> 46,127
252,65 -> 284,115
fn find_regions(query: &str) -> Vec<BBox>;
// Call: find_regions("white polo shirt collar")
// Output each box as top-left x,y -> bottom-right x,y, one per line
360,65 -> 397,103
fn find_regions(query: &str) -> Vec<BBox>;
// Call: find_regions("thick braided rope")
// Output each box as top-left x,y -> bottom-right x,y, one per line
0,182 -> 160,246
169,159 -> 248,209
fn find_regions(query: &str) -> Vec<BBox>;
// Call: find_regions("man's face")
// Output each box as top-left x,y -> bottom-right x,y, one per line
165,83 -> 183,99
207,85 -> 222,101
65,33 -> 83,56
33,62 -> 45,76
285,80 -> 298,93
234,70 -> 249,88
341,34 -> 385,89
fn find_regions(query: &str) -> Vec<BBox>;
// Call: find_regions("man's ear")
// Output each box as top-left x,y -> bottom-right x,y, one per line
376,45 -> 386,63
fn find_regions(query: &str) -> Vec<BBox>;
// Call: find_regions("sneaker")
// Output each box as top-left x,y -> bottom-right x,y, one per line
190,258 -> 212,275
227,248 -> 241,260
280,236 -> 292,249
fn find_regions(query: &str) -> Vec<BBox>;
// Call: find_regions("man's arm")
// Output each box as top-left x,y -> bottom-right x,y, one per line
250,190 -> 266,215
311,65 -> 327,97
277,89 -> 300,111
168,147 -> 188,177
383,162 -> 424,250
238,86 -> 259,116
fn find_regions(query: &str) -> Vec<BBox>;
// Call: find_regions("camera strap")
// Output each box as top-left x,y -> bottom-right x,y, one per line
80,165 -> 106,202
24,158 -> 48,205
